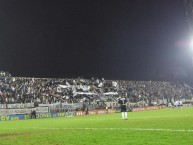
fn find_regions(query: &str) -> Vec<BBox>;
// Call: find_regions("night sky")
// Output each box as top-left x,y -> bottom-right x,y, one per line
0,0 -> 191,80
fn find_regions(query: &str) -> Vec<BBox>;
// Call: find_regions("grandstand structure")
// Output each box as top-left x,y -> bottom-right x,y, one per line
0,70 -> 193,118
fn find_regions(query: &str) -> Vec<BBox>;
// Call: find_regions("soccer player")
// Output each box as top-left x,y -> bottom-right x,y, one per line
118,96 -> 128,120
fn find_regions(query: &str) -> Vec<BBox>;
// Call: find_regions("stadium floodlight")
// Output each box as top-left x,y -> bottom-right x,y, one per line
184,0 -> 193,49
189,36 -> 193,50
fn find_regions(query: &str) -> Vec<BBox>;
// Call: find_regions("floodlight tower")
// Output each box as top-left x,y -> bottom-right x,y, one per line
184,0 -> 193,33
184,0 -> 193,70
184,0 -> 193,47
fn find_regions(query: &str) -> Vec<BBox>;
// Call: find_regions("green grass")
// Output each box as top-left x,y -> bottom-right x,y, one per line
1,107 -> 193,145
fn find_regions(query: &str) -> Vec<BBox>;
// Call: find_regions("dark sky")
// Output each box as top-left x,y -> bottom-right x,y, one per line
0,0 -> 191,80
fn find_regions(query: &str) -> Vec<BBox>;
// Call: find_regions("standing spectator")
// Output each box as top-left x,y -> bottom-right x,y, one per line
85,107 -> 89,115
30,109 -> 36,119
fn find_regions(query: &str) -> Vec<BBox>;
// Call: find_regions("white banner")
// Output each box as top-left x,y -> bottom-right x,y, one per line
0,108 -> 30,115
35,107 -> 49,113
103,92 -> 118,95
58,84 -> 91,92
74,92 -> 97,96
4,103 -> 34,109
0,107 -> 49,115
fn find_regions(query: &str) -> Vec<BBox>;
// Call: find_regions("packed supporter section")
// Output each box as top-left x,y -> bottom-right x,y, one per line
0,71 -> 192,109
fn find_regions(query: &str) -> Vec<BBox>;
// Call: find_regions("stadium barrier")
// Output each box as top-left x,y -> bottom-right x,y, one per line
132,106 -> 161,112
0,107 -> 49,115
183,104 -> 192,107
0,112 -> 75,121
76,109 -> 116,116
0,109 -> 116,121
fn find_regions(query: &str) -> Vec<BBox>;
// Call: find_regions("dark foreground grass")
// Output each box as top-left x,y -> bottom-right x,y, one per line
1,107 -> 193,145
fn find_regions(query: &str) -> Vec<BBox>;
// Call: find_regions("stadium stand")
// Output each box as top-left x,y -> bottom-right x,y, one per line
0,71 -> 193,110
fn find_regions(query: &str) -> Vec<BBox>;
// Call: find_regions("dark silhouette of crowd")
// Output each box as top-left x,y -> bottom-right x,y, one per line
0,71 -> 192,107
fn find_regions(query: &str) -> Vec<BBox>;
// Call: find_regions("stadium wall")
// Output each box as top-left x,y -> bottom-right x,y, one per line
0,109 -> 116,121
132,106 -> 162,112
0,112 -> 75,121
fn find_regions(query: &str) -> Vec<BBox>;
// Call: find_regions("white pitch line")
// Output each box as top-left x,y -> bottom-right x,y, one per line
1,127 -> 193,132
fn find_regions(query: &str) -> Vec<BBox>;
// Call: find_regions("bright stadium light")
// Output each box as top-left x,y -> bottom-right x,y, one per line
189,36 -> 193,50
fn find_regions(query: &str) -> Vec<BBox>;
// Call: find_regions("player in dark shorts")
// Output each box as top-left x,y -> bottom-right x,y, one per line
118,97 -> 127,120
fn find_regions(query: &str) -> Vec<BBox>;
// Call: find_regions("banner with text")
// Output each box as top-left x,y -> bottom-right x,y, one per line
132,106 -> 161,112
0,112 -> 75,121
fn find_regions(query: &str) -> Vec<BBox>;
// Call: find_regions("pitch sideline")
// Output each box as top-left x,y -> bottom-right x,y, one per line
1,127 -> 193,132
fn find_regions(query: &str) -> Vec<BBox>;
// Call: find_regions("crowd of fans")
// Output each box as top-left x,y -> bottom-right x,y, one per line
0,71 -> 193,107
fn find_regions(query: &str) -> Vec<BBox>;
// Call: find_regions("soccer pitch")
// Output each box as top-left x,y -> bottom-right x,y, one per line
1,107 -> 193,145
